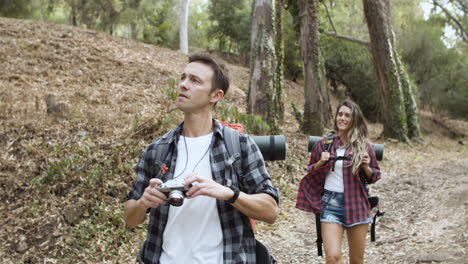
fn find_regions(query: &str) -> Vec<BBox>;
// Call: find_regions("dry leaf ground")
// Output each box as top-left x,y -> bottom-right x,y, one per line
0,18 -> 467,264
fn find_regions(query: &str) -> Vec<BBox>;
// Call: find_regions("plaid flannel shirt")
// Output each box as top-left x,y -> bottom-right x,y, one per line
296,135 -> 381,225
127,120 -> 279,264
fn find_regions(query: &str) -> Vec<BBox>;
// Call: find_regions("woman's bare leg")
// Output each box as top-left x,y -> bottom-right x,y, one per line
346,223 -> 369,264
322,222 -> 345,264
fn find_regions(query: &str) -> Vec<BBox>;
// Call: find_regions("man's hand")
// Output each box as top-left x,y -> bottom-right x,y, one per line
138,178 -> 168,209
184,173 -> 234,201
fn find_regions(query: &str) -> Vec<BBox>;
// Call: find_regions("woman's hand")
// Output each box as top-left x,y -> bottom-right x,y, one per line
360,153 -> 373,178
361,153 -> 370,168
314,151 -> 330,170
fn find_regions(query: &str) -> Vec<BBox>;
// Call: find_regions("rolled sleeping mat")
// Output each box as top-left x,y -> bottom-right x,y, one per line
251,135 -> 287,161
308,136 -> 384,161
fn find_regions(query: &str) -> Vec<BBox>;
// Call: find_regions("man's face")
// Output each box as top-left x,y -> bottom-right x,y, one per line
176,62 -> 217,113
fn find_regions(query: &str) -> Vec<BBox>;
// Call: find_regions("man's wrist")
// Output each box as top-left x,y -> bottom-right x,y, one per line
137,197 -> 149,210
225,185 -> 240,204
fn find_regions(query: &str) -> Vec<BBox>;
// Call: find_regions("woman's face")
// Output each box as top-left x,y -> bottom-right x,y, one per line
336,105 -> 352,133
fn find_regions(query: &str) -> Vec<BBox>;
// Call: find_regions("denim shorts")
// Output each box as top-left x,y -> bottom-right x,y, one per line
321,189 -> 372,228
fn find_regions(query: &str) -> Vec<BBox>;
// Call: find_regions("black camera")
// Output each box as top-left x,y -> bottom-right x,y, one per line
157,179 -> 191,206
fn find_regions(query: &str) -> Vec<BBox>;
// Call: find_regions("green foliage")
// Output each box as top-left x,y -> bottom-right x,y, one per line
36,138 -> 101,187
67,202 -> 130,259
215,101 -> 271,135
283,9 -> 302,81
139,0 -> 178,46
0,0 -> 32,18
399,16 -> 468,120
291,102 -> 303,127
164,77 -> 178,102
187,0 -> 211,49
208,0 -> 251,55
321,36 -> 381,121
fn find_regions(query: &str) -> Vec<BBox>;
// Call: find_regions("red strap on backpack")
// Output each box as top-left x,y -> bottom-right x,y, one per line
218,120 -> 246,133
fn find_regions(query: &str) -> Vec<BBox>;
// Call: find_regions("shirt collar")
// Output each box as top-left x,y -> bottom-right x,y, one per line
165,119 -> 224,144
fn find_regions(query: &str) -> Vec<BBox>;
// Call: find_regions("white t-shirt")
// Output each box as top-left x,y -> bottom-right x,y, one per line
160,132 -> 223,264
324,148 -> 346,193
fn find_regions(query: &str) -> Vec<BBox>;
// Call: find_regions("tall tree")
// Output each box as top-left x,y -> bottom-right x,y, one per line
298,0 -> 326,135
363,0 -> 414,141
208,0 -> 251,58
180,0 -> 189,54
248,0 -> 278,132
274,0 -> 285,121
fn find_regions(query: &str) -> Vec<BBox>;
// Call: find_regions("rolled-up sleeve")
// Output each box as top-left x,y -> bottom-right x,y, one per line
307,139 -> 332,176
238,135 -> 280,205
364,143 -> 381,184
127,146 -> 155,201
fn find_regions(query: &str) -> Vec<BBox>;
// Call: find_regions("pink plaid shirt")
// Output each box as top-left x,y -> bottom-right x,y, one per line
296,135 -> 381,225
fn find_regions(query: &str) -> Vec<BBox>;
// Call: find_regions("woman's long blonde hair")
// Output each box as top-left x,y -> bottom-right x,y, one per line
334,100 -> 369,174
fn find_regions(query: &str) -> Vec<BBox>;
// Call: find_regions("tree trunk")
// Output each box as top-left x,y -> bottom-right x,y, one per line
248,0 -> 278,132
274,0 -> 284,122
363,0 -> 408,141
131,22 -> 137,39
180,0 -> 189,55
298,0 -> 324,135
69,0 -> 77,26
386,6 -> 420,139
395,52 -> 421,139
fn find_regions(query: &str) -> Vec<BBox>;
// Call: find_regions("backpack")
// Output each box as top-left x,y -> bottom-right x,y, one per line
313,134 -> 384,257
221,122 -> 277,264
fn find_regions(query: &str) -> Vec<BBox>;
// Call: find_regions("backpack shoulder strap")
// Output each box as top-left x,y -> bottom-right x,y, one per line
222,126 -> 243,187
323,133 -> 336,153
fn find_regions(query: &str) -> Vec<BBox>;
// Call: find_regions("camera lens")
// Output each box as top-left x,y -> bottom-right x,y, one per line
168,190 -> 185,206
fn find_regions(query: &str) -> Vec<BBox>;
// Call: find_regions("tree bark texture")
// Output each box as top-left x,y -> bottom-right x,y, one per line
298,0 -> 324,135
274,0 -> 284,123
395,51 -> 421,139
363,0 -> 408,141
248,0 -> 278,130
386,5 -> 420,139
180,0 -> 189,55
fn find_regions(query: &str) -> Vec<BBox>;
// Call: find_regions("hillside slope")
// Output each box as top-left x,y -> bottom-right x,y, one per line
1,17 -> 467,263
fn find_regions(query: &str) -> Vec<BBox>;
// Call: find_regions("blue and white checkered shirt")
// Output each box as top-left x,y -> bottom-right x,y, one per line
127,120 -> 279,264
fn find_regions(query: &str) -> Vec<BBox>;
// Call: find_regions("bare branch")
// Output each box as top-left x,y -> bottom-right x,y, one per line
432,0 -> 468,43
324,31 -> 370,47
318,0 -> 337,33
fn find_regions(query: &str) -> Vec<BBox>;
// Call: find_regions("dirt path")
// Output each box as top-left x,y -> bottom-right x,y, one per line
257,139 -> 468,264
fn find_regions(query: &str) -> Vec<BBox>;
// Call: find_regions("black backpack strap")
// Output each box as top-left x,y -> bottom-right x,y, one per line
315,213 -> 323,257
371,208 -> 385,241
313,133 -> 334,257
323,133 -> 335,153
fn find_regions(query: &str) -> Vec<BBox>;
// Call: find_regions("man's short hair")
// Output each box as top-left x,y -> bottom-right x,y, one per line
188,53 -> 230,96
